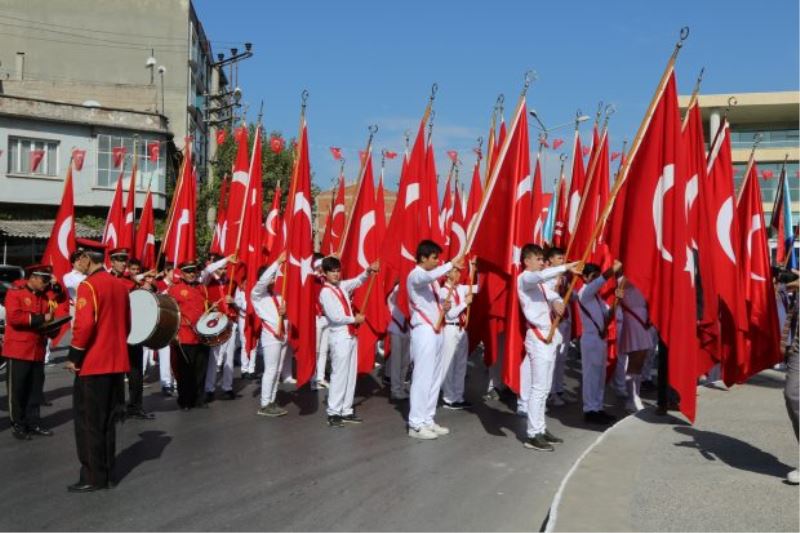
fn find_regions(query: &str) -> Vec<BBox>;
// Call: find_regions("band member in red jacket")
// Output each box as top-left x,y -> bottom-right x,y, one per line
66,243 -> 131,492
167,261 -> 210,410
2,265 -> 59,440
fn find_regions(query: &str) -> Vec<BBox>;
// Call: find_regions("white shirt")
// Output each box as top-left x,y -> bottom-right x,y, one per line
407,262 -> 452,330
63,269 -> 86,302
250,261 -> 285,336
386,285 -> 408,336
544,274 -> 571,326
578,275 -> 610,336
319,271 -> 370,336
517,265 -> 568,333
200,257 -> 229,285
438,282 -> 479,324
234,288 -> 247,319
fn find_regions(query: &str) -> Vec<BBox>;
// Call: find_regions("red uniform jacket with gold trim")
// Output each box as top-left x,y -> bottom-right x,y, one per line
68,270 -> 131,376
167,279 -> 208,345
1,284 -> 51,361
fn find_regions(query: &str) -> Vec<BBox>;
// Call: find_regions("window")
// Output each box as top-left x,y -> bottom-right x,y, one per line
97,133 -> 165,189
7,136 -> 59,177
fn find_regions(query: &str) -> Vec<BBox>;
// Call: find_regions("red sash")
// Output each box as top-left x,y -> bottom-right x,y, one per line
446,284 -> 466,329
261,293 -> 285,340
325,283 -> 357,336
620,301 -> 650,329
526,283 -> 555,342
410,283 -> 442,333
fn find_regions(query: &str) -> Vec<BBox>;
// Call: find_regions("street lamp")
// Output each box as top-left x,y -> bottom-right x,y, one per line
529,109 -> 590,133
157,65 -> 166,114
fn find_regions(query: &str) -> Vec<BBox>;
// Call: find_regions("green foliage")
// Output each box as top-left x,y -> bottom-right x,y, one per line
75,214 -> 105,231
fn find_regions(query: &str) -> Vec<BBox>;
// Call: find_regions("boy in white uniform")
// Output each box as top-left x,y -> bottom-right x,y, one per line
577,262 -> 621,424
318,256 -> 378,427
252,253 -> 290,417
386,284 -> 410,401
407,240 -> 463,440
517,244 -> 581,451
438,260 -> 477,410
234,284 -> 258,379
312,254 -> 330,390
545,247 -> 572,407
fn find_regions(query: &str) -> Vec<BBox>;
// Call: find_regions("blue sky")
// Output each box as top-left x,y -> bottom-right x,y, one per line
194,0 -> 799,193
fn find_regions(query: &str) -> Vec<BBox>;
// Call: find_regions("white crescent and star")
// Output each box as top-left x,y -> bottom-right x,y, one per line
568,192 -> 581,233
715,197 -> 736,265
652,164 -> 675,263
747,214 -> 766,282
451,221 -> 466,258
357,210 -> 376,270
57,215 -> 73,260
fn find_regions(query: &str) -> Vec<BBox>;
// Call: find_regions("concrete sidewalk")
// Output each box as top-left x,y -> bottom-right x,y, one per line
548,369 -> 799,532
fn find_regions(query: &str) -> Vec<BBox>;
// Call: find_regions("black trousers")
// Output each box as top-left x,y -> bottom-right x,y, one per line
175,343 -> 209,409
126,344 -> 144,410
6,358 -> 44,428
73,373 -> 124,486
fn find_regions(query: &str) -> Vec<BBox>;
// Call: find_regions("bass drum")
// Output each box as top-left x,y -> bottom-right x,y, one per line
195,310 -> 233,347
128,289 -> 180,349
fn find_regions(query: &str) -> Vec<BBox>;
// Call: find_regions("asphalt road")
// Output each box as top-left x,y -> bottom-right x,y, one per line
0,347 -> 631,532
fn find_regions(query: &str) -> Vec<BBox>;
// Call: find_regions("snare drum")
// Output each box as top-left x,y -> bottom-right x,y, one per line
128,289 -> 180,349
196,310 -> 233,347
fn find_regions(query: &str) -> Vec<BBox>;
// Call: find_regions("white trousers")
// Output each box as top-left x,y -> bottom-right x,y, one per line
260,331 -> 288,406
315,323 -> 330,383
206,331 -> 236,392
550,322 -> 571,395
238,317 -> 257,374
613,351 -> 629,395
158,346 -> 173,388
389,332 -> 410,397
280,345 -> 293,381
580,332 -> 607,412
326,331 -> 357,417
519,356 -> 531,409
524,330 -> 559,437
440,325 -> 468,404
408,325 -> 444,429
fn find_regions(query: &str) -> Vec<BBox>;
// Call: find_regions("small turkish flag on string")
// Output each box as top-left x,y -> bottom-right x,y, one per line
216,129 -> 227,146
112,146 -> 126,168
611,151 -> 622,161
72,149 -> 86,170
359,150 -> 367,162
30,149 -> 45,172
148,141 -> 160,162
270,136 -> 284,154
552,138 -> 564,150
329,146 -> 343,160
446,150 -> 458,162
540,138 -> 550,148
581,145 -> 591,157
761,169 -> 774,179
384,150 -> 398,160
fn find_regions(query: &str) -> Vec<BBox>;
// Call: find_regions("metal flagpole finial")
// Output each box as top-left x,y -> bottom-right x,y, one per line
381,149 -> 387,169
257,99 -> 264,124
430,83 -> 439,104
595,101 -> 604,124
339,158 -> 346,177
575,109 -> 584,130
428,110 -> 436,138
367,124 -> 378,148
476,136 -> 484,159
495,93 -> 505,116
522,70 -> 537,96
672,26 -> 690,59
300,89 -> 309,115
404,130 -> 411,151
750,133 -> 763,158
603,104 -> 616,129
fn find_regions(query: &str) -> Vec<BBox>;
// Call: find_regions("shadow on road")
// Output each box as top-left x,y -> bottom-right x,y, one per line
115,430 -> 172,482
673,426 -> 793,478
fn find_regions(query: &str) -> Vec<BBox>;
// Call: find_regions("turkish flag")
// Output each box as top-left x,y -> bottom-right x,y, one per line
135,189 -> 156,270
465,159 -> 483,236
270,136 -> 285,154
469,98 -> 531,392
384,151 -> 398,160
446,150 -> 458,162
284,122 -> 317,387
42,165 -> 75,284
72,149 -> 86,171
239,129 -> 265,352
120,164 -> 137,251
531,157 -> 545,245
552,138 -> 564,150
439,173 -> 453,250
565,132 -> 586,245
264,183 -> 283,261
329,175 -> 346,254
605,70 -> 699,421
423,142 -> 444,247
581,145 -> 591,157
30,149 -> 45,172
552,173 -> 569,248
102,173 -> 125,264
224,126 -> 251,257
148,142 -> 160,163
448,186 -> 467,261
163,144 -> 196,265
735,162 -> 782,379
210,174 -> 229,256
340,152 -> 384,372
568,129 -> 609,261
683,101 -> 721,374
704,120 -> 747,386
112,146 -> 126,168
330,146 -> 343,160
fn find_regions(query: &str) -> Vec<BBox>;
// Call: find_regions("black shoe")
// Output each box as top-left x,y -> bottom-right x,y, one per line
41,400 -> 53,407
381,376 -> 391,386
204,392 -> 215,403
482,388 -> 500,401
584,411 -> 613,424
161,387 -> 174,397
599,411 -> 617,423
443,400 -> 472,410
67,482 -> 104,493
196,402 -> 210,409
542,429 -> 563,444
327,415 -> 344,428
126,408 -> 155,420
27,425 -> 54,437
341,414 -> 363,424
640,380 -> 656,392
241,372 -> 250,380
11,424 -> 31,441
221,390 -> 237,400
524,434 -> 555,451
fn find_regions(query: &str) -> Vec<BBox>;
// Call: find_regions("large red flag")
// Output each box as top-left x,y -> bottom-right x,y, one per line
329,175 -> 346,254
210,174 -> 230,256
102,172 -> 126,262
224,126 -> 251,257
469,97 -> 531,393
264,183 -> 283,260
439,171 -> 453,251
423,142 -> 444,246
239,128 -> 265,352
683,100 -> 721,374
568,129 -> 609,261
42,165 -> 75,283
163,144 -> 196,265
465,158 -> 483,236
135,188 -> 156,270
735,162 -> 782,379
704,119 -> 747,385
531,156 -> 545,245
552,171 -> 569,248
565,131 -> 586,245
605,70 -> 699,421
121,163 -> 137,250
448,185 -> 467,260
284,121 -> 317,387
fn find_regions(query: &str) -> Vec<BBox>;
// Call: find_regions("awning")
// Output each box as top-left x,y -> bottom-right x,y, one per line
0,220 -> 102,240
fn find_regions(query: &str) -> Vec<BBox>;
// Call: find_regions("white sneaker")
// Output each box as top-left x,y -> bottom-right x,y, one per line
787,469 -> 799,485
427,423 -> 450,436
317,379 -> 329,389
408,427 -> 438,440
282,376 -> 297,384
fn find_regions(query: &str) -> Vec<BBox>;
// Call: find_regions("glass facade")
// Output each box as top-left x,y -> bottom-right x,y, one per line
733,161 -> 800,220
6,136 -> 59,177
96,133 -> 165,189
729,127 -> 799,149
